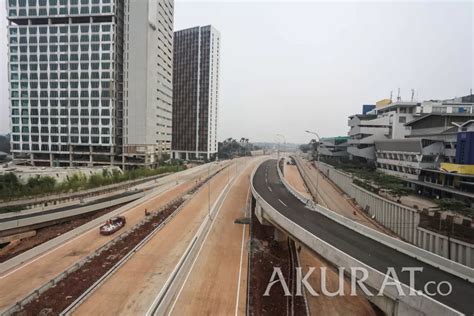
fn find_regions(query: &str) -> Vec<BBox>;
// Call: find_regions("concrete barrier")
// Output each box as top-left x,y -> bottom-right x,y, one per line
281,159 -> 473,282
0,162 -> 231,276
277,158 -> 312,206
0,192 -> 145,233
252,160 -> 463,316
253,160 -> 464,316
2,195 -> 186,316
0,182 -> 175,275
308,160 -> 474,269
148,173 -> 239,315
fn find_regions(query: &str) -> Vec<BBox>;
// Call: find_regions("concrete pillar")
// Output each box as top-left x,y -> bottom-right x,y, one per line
273,228 -> 287,243
49,153 -> 53,167
365,294 -> 395,316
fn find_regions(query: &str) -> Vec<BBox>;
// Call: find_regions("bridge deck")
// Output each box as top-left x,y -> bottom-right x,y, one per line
253,159 -> 473,315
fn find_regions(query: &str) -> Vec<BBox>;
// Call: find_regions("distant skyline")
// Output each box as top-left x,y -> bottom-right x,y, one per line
1,1 -> 473,144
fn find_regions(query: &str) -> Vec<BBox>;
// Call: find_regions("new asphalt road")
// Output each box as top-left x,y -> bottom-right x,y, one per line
253,159 -> 473,315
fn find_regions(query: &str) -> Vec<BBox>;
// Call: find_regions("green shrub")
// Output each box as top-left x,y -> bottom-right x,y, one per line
0,164 -> 187,202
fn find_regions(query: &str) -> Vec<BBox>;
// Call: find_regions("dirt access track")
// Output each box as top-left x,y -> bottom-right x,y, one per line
72,158 -> 255,315
0,162 -> 227,312
166,158 -> 263,315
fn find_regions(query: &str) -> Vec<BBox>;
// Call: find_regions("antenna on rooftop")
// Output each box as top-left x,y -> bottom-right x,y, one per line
397,88 -> 401,102
411,89 -> 415,102
390,91 -> 393,102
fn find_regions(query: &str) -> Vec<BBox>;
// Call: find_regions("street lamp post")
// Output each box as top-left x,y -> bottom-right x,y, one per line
275,134 -> 286,160
208,162 -> 213,220
305,130 -> 321,204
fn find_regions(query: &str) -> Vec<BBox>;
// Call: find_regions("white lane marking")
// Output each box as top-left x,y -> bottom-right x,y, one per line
0,180 -> 170,279
0,174 -> 197,279
268,186 -> 272,192
278,199 -> 287,207
166,167 -> 245,315
235,186 -> 251,316
146,174 -> 235,316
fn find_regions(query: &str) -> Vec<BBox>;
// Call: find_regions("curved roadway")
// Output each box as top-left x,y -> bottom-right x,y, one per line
253,159 -> 473,315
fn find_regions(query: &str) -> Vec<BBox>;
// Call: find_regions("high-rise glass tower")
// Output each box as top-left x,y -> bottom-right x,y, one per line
172,25 -> 220,160
6,0 -> 173,168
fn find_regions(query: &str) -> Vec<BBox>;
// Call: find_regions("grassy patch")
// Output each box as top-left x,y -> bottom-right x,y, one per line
0,164 -> 186,202
321,159 -> 413,198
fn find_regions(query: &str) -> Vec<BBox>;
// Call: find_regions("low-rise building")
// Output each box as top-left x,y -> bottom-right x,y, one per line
318,136 -> 349,159
375,138 -> 444,180
347,101 -> 418,163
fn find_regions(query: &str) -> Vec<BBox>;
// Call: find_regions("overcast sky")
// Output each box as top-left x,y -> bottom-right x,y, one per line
0,1 -> 472,144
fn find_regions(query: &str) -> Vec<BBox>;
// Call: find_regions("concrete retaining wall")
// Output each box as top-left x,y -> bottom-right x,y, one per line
251,160 -> 463,316
312,161 -> 474,268
416,227 -> 473,268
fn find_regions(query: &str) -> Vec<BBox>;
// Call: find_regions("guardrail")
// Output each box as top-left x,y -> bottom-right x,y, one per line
251,159 -> 464,316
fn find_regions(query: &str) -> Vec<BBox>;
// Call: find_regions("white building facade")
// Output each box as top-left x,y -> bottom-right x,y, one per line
6,0 -> 174,168
122,0 -> 174,166
347,102 -> 418,163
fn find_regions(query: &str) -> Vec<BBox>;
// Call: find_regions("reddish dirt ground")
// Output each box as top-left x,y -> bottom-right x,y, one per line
249,206 -> 306,316
14,197 -> 185,315
0,204 -> 126,263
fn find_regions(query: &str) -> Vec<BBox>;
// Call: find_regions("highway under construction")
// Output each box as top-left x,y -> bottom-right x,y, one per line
0,156 -> 472,316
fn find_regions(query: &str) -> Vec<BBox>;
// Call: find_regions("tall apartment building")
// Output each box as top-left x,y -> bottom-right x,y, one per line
172,25 -> 220,160
6,0 -> 173,168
